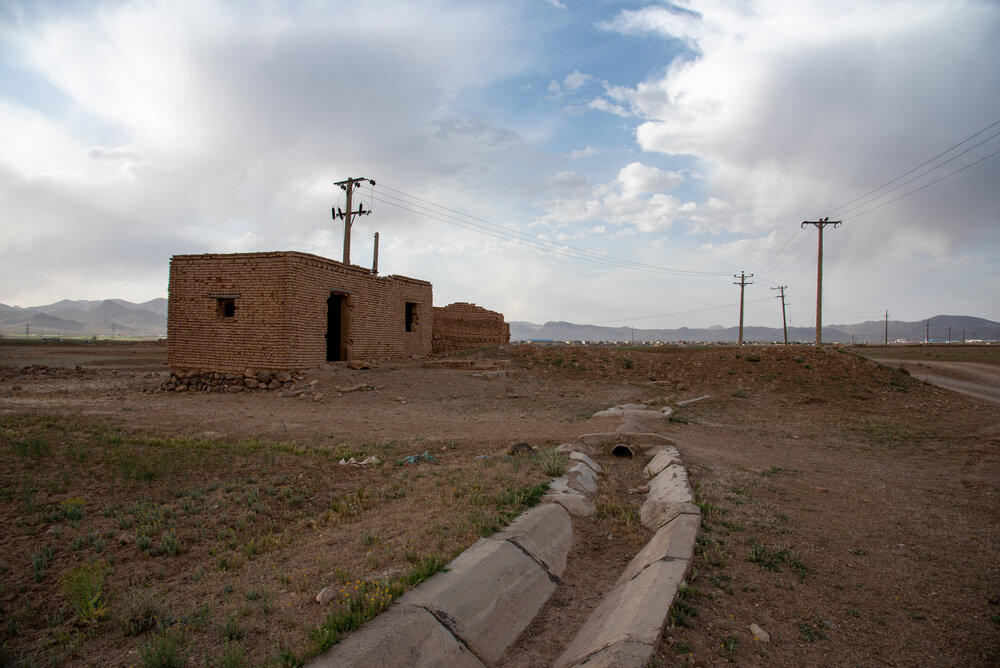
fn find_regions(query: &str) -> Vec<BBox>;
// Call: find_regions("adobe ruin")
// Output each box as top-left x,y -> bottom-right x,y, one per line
166,251 -> 509,386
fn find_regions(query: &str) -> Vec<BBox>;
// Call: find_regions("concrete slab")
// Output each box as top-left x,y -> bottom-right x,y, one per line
616,513 -> 700,585
554,558 -> 690,668
640,463 -> 695,531
676,394 -> 710,406
547,476 -> 575,495
569,451 -> 602,474
400,539 -> 555,664
557,442 -> 596,456
647,463 -> 692,505
494,503 -> 572,578
578,432 -> 621,447
573,640 -> 654,667
621,408 -> 668,420
617,432 -> 676,446
643,447 -> 682,477
566,462 -> 599,494
640,500 -> 700,531
579,432 -> 675,449
543,492 -> 596,517
306,604 -> 484,668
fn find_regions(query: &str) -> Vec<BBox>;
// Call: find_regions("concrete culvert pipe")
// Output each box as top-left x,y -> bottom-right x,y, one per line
611,444 -> 634,458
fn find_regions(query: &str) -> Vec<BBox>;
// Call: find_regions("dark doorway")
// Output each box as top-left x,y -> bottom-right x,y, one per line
326,294 -> 347,361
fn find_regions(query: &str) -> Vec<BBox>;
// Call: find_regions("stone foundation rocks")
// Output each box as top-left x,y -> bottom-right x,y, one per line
162,368 -> 303,393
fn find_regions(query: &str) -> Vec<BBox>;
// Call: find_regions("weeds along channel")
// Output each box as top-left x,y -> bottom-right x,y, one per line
0,413 -> 562,667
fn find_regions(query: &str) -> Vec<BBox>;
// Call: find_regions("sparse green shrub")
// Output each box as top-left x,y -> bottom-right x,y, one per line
208,643 -> 249,668
533,447 -> 567,477
61,560 -> 110,626
14,436 -> 51,458
32,546 -> 56,582
120,586 -> 165,636
139,630 -> 189,668
221,614 -> 245,641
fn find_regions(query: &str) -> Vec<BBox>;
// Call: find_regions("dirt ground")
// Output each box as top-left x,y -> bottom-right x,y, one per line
1,340 -> 998,666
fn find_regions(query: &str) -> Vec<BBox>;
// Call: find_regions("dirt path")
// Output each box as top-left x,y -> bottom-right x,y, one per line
869,358 -> 1000,405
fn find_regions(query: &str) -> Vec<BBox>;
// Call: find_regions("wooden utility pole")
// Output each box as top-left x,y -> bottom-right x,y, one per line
771,285 -> 789,345
925,319 -> 929,343
333,177 -> 375,264
734,271 -> 753,346
801,218 -> 841,345
884,310 -> 889,345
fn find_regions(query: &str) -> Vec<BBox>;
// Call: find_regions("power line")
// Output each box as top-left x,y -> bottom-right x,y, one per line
754,227 -> 806,276
756,120 -> 1000,286
756,235 -> 816,283
372,183 -> 732,277
824,118 -> 1000,218
846,145 -> 1000,220
373,195 -> 666,274
376,184 -> 729,275
590,296 -> 774,325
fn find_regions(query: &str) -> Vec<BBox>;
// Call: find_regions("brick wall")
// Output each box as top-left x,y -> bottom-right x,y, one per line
431,302 -> 510,354
167,251 -> 432,373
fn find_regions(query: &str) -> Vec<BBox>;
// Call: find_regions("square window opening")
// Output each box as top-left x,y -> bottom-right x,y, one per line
218,298 -> 236,319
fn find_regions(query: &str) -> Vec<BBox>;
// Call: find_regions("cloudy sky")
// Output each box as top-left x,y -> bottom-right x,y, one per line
2,0 -> 998,329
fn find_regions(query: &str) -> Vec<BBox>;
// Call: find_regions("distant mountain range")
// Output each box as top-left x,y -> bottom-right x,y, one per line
509,315 -> 1000,344
2,298 -> 996,345
0,299 -> 167,338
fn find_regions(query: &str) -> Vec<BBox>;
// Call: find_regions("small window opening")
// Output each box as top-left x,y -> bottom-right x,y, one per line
219,298 -> 236,319
405,302 -> 417,332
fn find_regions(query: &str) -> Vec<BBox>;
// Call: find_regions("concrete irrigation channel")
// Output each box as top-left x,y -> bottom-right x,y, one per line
308,401 -> 701,667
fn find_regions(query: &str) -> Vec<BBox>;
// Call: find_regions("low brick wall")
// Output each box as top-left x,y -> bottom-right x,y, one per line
432,303 -> 510,354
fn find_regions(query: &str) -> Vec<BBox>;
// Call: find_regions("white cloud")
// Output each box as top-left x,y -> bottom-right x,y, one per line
569,145 -> 600,159
563,70 -> 592,91
535,164 -> 696,234
617,162 -> 685,198
596,0 -> 1000,250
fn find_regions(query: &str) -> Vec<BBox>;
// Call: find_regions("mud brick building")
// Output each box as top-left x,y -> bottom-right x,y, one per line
167,251 -> 432,373
431,302 -> 510,354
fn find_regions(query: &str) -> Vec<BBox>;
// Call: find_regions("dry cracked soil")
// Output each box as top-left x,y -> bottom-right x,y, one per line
0,339 -> 998,667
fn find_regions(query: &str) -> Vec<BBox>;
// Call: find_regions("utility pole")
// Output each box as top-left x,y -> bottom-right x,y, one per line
333,177 -> 375,265
734,271 -> 754,346
925,319 -> 929,344
372,232 -> 380,275
801,217 -> 841,345
771,285 -> 789,345
948,326 -> 952,344
884,310 -> 888,345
